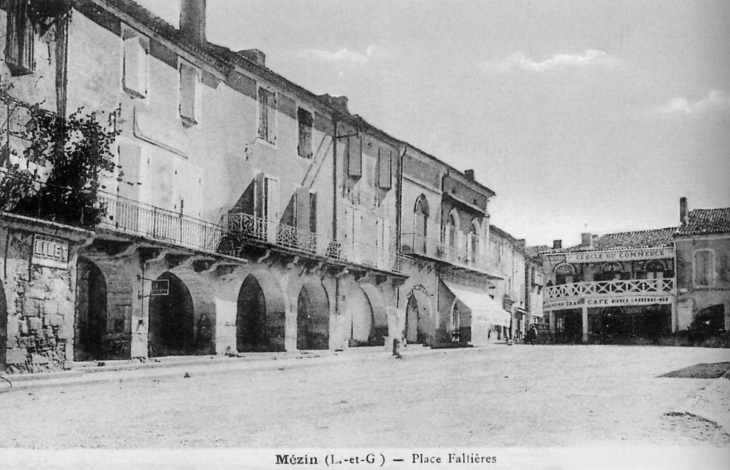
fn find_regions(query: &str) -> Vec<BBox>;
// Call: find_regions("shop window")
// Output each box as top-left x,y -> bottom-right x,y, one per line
179,61 -> 201,125
122,29 -> 149,98
297,108 -> 313,159
693,249 -> 715,288
258,88 -> 277,144
5,0 -> 35,75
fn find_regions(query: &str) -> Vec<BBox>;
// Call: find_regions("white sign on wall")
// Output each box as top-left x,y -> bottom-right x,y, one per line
32,235 -> 69,269
544,295 -> 673,311
565,247 -> 674,264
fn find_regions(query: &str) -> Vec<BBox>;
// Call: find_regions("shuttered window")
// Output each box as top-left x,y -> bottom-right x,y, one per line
179,61 -> 201,124
297,108 -> 313,159
258,88 -> 277,143
693,250 -> 714,287
347,136 -> 362,177
5,0 -> 34,75
377,147 -> 392,189
123,32 -> 149,98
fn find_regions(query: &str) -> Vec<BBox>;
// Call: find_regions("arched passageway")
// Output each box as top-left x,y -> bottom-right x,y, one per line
237,274 -> 286,352
297,282 -> 329,350
405,290 -> 431,344
0,279 -> 7,372
347,284 -> 387,347
148,272 -> 195,357
74,258 -> 110,361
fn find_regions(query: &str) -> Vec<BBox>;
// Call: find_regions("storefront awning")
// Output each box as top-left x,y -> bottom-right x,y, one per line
443,281 -> 512,327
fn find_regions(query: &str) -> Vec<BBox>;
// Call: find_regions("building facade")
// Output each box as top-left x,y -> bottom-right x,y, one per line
675,198 -> 730,333
1,0 -> 516,374
541,230 -> 677,343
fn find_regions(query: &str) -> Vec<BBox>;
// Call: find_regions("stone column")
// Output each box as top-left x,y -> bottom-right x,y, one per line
582,304 -> 589,343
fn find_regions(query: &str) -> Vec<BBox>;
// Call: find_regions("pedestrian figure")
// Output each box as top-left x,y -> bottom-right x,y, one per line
526,324 -> 538,345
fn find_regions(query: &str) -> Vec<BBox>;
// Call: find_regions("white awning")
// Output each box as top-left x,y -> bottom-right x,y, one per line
443,281 -> 512,327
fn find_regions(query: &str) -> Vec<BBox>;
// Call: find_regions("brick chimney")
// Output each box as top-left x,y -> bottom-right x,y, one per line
180,0 -> 206,45
237,49 -> 266,67
553,240 -> 562,250
581,232 -> 593,249
680,197 -> 688,225
464,169 -> 475,181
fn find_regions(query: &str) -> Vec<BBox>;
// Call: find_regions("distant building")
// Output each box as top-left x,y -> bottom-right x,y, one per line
675,198 -> 730,332
540,229 -> 677,343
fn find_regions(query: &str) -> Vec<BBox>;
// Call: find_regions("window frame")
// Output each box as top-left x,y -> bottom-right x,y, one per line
122,26 -> 150,99
693,249 -> 715,288
178,59 -> 201,125
297,107 -> 313,159
257,87 -> 277,145
5,0 -> 35,76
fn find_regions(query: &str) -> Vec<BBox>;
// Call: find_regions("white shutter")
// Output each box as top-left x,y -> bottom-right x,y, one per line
123,34 -> 148,97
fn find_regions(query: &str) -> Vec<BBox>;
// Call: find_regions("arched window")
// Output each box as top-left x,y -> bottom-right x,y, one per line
414,195 -> 429,254
599,261 -> 624,281
447,213 -> 457,248
554,263 -> 576,285
468,220 -> 480,263
645,260 -> 665,280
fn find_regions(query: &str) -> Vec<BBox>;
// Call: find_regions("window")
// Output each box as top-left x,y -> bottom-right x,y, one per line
5,0 -> 35,75
447,213 -> 457,248
347,135 -> 362,177
179,61 -> 201,125
645,260 -> 665,280
297,108 -> 313,159
555,263 -> 576,285
468,221 -> 479,263
693,250 -> 714,287
122,29 -> 149,98
414,195 -> 429,254
258,88 -> 277,143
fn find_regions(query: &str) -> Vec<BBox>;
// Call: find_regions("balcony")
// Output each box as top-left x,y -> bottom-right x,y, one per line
401,233 -> 492,274
224,212 -> 405,273
543,278 -> 676,311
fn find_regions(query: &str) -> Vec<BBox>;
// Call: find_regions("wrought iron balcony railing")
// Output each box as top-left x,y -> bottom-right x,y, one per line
401,232 -> 489,272
98,193 -> 224,253
544,278 -> 675,300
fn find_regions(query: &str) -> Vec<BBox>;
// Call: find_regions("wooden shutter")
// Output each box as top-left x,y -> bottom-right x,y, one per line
258,88 -> 276,142
309,192 -> 317,233
5,0 -> 34,74
348,136 -> 362,177
297,108 -> 313,159
377,147 -> 392,189
295,187 -> 310,231
123,34 -> 147,97
179,62 -> 199,123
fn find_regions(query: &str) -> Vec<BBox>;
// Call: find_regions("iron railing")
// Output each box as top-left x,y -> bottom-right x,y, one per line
544,278 -> 676,300
401,232 -> 489,272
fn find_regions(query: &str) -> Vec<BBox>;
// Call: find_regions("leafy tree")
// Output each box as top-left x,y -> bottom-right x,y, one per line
1,105 -> 120,228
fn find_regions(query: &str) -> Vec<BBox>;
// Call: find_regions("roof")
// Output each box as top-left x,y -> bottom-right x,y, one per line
540,227 -> 676,255
677,208 -> 730,236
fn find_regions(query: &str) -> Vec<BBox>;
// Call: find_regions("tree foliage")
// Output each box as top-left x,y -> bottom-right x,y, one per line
0,104 -> 120,228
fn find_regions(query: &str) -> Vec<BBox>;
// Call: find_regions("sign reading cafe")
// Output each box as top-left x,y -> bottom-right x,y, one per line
566,247 -> 674,264
544,295 -> 672,311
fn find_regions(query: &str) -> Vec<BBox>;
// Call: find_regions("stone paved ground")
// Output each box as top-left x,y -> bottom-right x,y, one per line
1,344 -> 729,468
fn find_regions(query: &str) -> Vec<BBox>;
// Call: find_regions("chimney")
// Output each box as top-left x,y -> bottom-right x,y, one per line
516,239 -> 526,251
553,239 -> 562,250
319,94 -> 350,114
581,232 -> 593,249
464,169 -> 475,181
180,0 -> 206,45
237,49 -> 266,67
680,197 -> 688,225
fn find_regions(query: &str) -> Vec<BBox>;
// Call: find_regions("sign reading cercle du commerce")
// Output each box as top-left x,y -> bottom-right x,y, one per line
565,247 -> 674,264
32,235 -> 70,269
544,295 -> 673,311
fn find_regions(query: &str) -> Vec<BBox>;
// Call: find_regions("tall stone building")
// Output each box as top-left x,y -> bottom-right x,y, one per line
1,0 -> 508,373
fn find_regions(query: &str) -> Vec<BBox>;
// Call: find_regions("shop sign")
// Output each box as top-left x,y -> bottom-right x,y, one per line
32,235 -> 69,269
566,247 -> 673,264
544,295 -> 672,311
150,280 -> 170,296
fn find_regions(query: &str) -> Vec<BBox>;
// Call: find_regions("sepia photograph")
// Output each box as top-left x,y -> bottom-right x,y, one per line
0,1 -> 729,469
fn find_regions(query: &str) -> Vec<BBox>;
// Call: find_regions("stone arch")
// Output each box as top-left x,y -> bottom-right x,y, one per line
0,278 -> 6,372
296,280 -> 330,350
74,257 -> 110,361
236,271 -> 287,352
405,286 -> 433,344
148,272 -> 196,357
347,283 -> 387,347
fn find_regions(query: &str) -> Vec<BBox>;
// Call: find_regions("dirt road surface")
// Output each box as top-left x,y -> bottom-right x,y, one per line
1,345 -> 729,468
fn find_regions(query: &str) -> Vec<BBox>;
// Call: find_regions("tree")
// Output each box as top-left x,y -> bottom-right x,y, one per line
0,104 -> 120,228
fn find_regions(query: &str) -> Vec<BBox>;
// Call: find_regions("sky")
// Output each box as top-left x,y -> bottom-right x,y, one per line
137,0 -> 730,248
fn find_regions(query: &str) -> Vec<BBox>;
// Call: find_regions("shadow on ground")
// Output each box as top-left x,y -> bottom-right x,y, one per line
659,362 -> 730,379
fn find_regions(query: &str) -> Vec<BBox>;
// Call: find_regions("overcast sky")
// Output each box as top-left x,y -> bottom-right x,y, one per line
137,0 -> 730,248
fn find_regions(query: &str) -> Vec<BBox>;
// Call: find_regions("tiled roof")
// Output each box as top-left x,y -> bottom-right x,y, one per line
540,227 -> 676,255
677,208 -> 730,236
